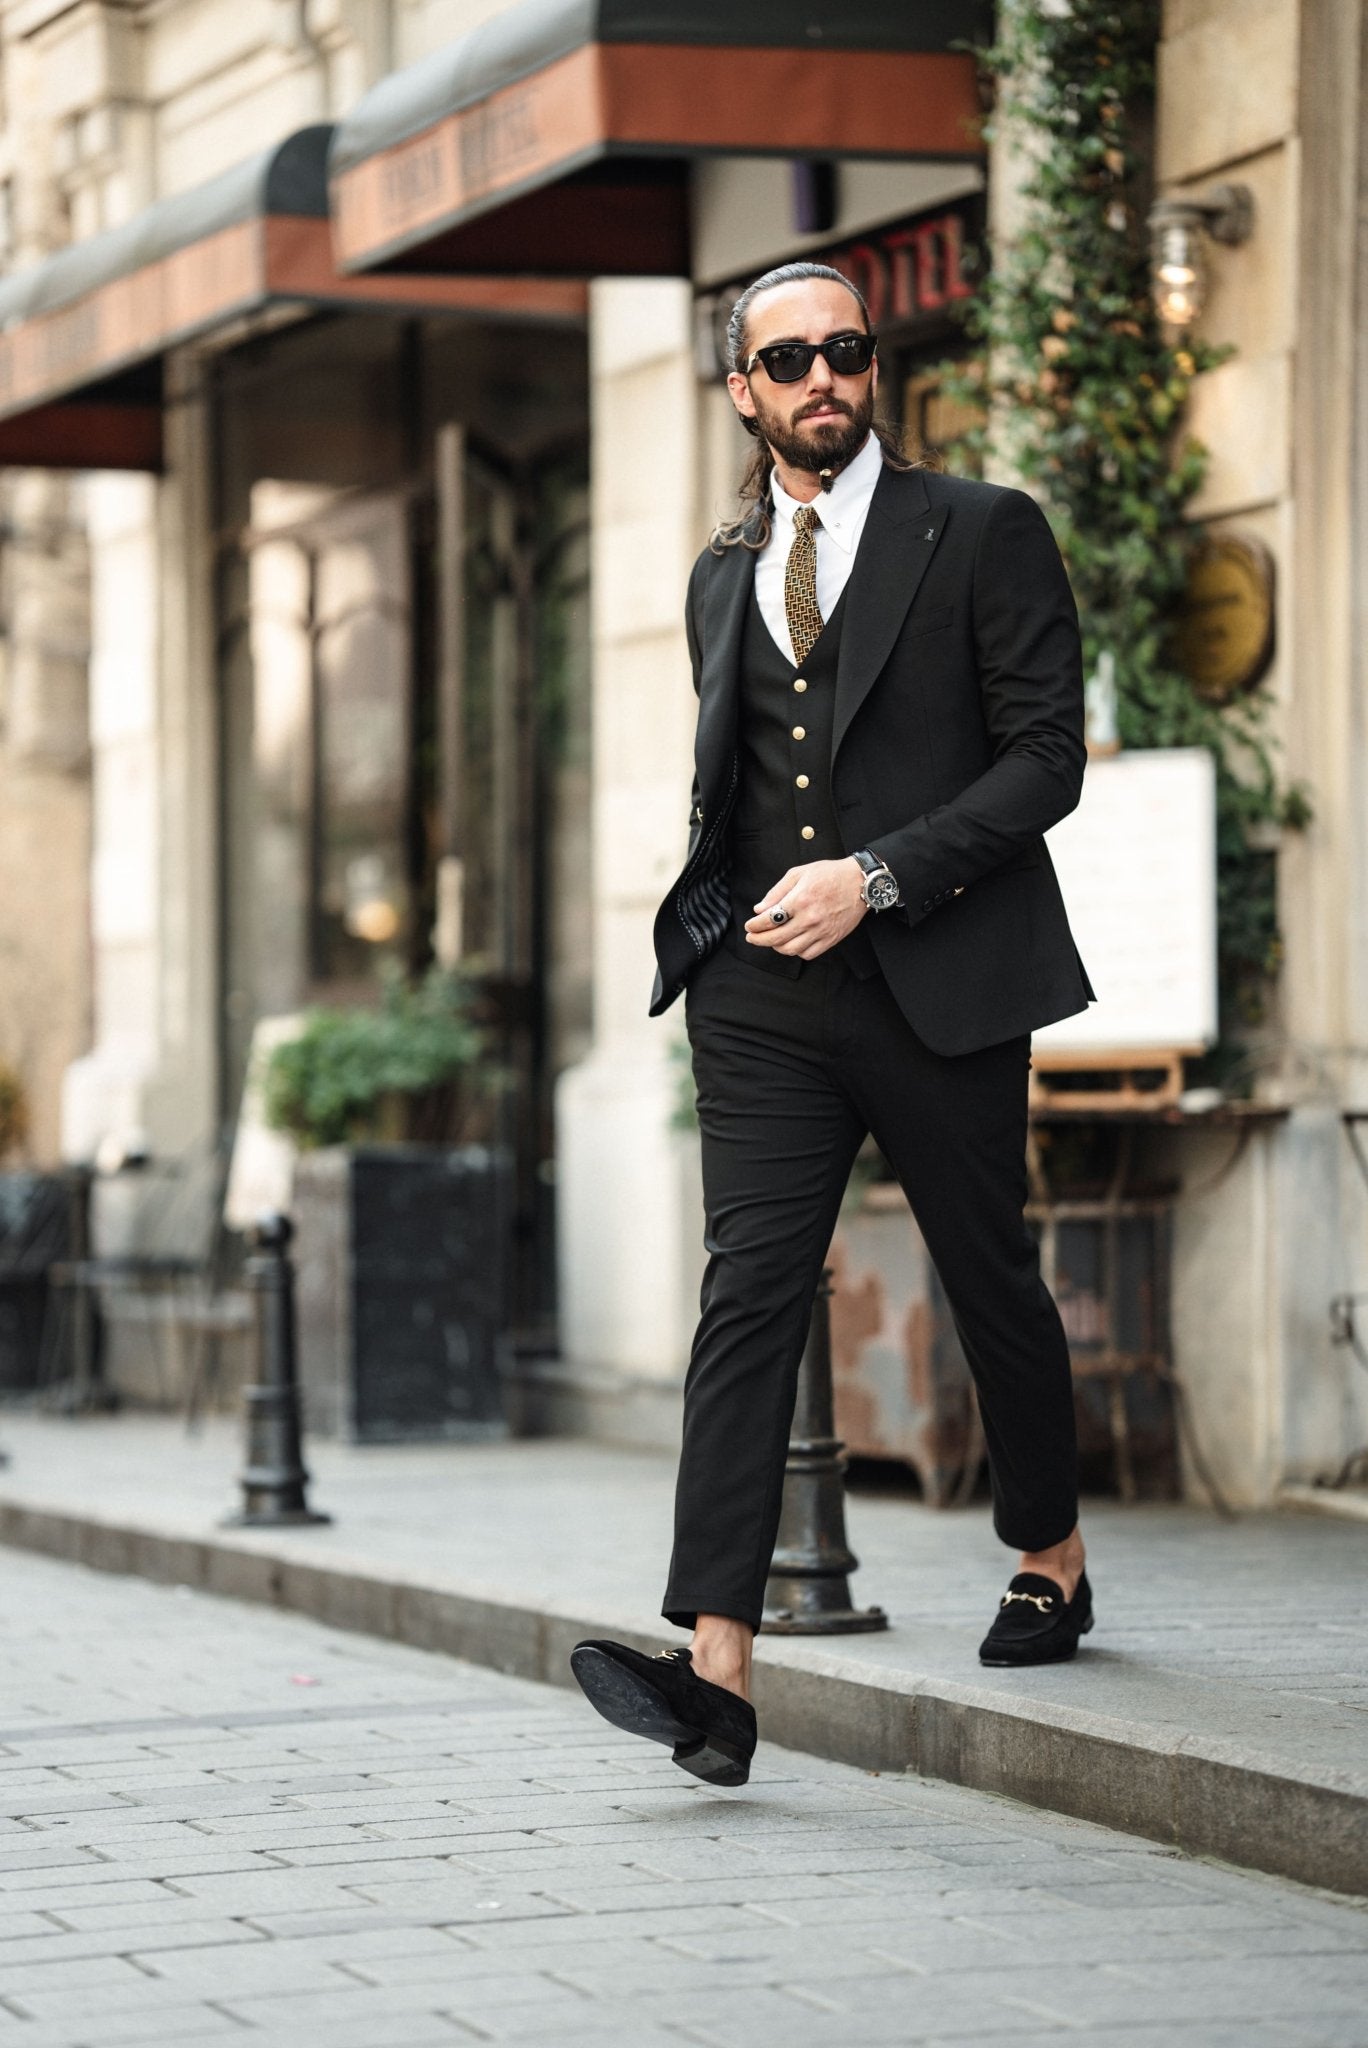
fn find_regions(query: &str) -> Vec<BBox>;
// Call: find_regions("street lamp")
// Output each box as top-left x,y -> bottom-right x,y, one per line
1148,184 -> 1254,331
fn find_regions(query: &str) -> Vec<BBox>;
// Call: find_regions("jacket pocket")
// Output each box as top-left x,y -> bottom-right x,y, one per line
902,603 -> 954,640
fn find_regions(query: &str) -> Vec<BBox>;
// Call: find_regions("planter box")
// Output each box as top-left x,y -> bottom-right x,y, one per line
829,1185 -> 977,1507
292,1144 -> 511,1443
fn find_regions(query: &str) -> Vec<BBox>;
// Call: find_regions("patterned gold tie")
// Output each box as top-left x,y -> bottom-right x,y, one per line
784,504 -> 824,667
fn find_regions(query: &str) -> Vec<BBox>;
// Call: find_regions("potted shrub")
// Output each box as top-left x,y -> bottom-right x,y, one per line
262,968 -> 511,1443
261,965 -> 491,1150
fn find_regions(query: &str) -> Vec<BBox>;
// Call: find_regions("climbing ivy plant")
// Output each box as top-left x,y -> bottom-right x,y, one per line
943,0 -> 1308,1058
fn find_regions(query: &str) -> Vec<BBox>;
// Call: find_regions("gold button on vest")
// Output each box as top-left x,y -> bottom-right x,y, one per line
795,774 -> 809,789
792,725 -> 805,740
793,678 -> 807,693
800,826 -> 815,840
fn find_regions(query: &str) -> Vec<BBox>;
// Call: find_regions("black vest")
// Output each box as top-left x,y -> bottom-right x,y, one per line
727,580 -> 878,979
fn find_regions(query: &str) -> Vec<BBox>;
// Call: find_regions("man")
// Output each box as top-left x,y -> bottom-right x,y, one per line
572,263 -> 1095,1789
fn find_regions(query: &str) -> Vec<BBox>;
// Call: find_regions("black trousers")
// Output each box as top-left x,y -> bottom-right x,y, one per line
663,938 -> 1079,1634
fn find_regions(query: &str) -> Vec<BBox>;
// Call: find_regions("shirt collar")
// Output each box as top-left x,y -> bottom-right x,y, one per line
769,430 -> 883,556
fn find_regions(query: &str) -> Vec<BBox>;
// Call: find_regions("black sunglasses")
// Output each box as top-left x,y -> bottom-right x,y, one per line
743,331 -> 878,384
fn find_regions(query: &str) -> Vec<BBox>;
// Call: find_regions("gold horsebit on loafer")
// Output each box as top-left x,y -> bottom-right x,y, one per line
1000,1590 -> 1056,1613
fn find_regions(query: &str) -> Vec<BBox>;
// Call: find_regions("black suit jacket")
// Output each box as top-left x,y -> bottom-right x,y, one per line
650,462 -> 1095,1057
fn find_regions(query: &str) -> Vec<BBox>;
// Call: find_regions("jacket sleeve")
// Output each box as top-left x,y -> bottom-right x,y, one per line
865,487 -> 1086,927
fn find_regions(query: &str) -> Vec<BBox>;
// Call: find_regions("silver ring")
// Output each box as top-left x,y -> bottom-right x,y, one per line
769,906 -> 790,926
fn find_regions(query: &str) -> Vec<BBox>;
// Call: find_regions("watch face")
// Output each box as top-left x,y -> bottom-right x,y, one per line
867,870 -> 900,912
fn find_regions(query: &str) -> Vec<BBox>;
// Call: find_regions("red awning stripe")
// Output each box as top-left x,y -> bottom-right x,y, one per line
0,220 -> 262,421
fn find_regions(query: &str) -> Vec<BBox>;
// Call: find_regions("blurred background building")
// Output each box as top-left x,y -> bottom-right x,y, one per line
0,0 -> 1363,1512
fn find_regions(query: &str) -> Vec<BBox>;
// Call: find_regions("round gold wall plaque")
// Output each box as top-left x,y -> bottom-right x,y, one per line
1173,534 -> 1275,702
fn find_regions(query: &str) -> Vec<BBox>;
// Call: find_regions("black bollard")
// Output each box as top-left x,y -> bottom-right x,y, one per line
224,1213 -> 330,1528
762,1267 -> 887,1635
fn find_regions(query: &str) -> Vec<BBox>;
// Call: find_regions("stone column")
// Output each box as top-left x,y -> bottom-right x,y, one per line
1148,0 -> 1368,1497
0,21 -> 95,1164
60,354 -> 217,1164
0,475 -> 93,1165
59,471 -> 161,1160
554,279 -> 709,1437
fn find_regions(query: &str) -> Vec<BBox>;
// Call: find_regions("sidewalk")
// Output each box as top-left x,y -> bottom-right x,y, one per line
0,1414 -> 1363,1900
1,1545 -> 1366,2048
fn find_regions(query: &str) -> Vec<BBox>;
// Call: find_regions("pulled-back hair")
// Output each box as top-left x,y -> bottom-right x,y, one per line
712,261 -> 920,552
723,262 -> 869,380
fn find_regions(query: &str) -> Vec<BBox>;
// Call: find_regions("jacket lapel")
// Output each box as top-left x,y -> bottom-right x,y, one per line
833,464 -> 945,761
694,530 -> 755,799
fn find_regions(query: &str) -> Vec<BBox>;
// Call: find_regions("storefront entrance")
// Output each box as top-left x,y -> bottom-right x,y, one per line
214,309 -> 589,1342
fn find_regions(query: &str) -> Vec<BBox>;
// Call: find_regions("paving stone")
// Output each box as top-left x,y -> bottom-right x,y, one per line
7,1975 -> 257,2021
0,1956 -> 150,1996
342,1881 -> 580,1924
150,1869 -> 387,1911
236,1905 -> 469,1940
243,2028 -> 473,2048
0,1917 -> 265,1974
0,1850 -> 277,1889
1002,1961 -> 1368,2031
20,2011 -> 250,2046
0,2021 -> 242,2048
217,1979 -> 498,2027
122,1944 -> 365,1994
1279,2021 -> 1368,2048
0,1914 -> 71,1943
365,1824 -> 574,1852
231,2026 -> 471,2048
921,2032 -> 1314,2048
460,1903 -> 759,1949
529,1872 -> 858,1914
670,1920 -> 1049,1971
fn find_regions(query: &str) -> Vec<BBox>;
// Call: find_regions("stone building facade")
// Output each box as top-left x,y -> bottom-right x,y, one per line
0,0 -> 1363,1507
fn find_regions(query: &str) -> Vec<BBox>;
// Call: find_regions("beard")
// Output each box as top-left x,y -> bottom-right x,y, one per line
751,383 -> 876,479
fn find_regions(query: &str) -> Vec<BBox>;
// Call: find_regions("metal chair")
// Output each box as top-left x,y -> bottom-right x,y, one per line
37,1135 -> 250,1420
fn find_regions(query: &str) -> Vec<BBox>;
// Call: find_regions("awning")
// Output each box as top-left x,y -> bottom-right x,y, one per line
329,0 -> 987,278
0,125 -> 587,471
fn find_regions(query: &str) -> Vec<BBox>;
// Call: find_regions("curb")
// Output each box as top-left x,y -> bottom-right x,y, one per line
1,1497 -> 1363,1901
1278,1482 -> 1368,1524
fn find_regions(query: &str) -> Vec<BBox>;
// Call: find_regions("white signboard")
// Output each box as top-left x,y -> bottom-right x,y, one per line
1034,746 -> 1218,1055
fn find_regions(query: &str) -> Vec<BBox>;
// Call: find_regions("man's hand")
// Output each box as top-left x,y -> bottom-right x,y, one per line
744,858 -> 869,959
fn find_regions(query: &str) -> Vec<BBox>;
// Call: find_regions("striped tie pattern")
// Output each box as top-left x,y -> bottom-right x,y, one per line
784,504 -> 824,666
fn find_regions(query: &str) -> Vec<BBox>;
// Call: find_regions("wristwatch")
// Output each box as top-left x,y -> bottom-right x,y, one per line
852,849 -> 901,912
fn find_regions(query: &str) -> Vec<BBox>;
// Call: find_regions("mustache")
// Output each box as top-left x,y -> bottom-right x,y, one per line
793,397 -> 854,422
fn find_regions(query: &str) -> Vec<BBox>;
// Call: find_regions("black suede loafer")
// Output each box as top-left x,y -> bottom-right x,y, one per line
569,1640 -> 757,1788
978,1570 -> 1094,1667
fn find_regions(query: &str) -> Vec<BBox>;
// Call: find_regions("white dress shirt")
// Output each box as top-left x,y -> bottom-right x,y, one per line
753,428 -> 884,665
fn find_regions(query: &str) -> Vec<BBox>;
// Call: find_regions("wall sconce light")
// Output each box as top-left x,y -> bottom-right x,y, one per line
1148,184 -> 1254,330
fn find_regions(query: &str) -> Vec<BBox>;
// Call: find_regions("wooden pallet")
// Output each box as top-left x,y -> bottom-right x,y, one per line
1029,1046 -> 1198,1114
